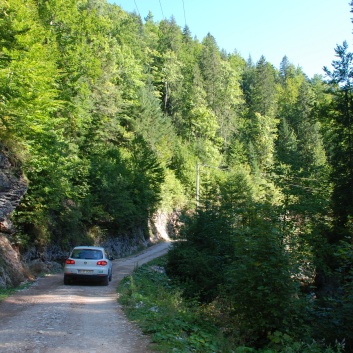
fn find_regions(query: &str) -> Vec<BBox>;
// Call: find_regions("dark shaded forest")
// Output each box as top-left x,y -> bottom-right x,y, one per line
1,0 -> 353,351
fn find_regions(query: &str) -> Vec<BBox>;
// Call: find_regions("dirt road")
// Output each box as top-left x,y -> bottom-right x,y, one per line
0,242 -> 171,353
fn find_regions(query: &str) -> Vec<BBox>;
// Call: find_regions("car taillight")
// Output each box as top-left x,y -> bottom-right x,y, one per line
97,260 -> 108,266
65,259 -> 75,265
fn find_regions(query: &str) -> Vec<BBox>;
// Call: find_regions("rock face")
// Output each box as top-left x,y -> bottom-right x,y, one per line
0,235 -> 28,287
0,152 -> 27,231
0,150 -> 28,287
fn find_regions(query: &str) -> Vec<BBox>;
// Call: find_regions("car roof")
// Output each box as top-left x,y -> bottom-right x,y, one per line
72,246 -> 105,250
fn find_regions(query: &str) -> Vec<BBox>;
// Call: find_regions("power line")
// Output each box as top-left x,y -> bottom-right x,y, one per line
158,0 -> 165,19
182,0 -> 187,27
133,0 -> 140,17
135,0 -> 186,26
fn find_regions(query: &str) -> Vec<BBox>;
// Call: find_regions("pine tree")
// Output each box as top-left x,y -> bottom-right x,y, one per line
324,41 -> 353,236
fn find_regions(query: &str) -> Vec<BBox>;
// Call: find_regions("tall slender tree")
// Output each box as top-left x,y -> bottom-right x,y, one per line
324,41 -> 353,237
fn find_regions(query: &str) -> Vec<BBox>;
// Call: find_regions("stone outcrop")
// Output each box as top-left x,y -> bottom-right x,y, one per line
0,151 -> 27,232
0,235 -> 29,287
0,149 -> 28,287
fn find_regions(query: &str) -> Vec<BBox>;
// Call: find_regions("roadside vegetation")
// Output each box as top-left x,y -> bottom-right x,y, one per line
0,280 -> 33,302
0,287 -> 17,302
118,256 -> 344,353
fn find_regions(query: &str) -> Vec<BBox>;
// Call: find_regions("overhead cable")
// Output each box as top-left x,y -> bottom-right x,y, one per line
133,0 -> 140,17
182,0 -> 187,26
158,0 -> 165,19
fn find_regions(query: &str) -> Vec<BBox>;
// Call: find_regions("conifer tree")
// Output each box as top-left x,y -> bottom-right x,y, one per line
324,41 -> 353,237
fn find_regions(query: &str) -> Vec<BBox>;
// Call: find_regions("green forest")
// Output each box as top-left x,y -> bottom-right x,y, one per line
1,0 -> 353,351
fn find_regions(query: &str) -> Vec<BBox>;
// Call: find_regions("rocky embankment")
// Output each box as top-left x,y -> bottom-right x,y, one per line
0,149 -> 28,287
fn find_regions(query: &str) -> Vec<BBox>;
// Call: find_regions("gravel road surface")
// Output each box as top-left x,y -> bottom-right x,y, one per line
0,242 -> 171,353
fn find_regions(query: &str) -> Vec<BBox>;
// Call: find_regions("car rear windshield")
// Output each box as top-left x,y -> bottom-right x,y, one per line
71,249 -> 103,260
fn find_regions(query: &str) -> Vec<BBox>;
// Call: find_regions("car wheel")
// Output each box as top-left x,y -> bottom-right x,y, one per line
109,271 -> 112,281
64,275 -> 70,285
102,276 -> 109,286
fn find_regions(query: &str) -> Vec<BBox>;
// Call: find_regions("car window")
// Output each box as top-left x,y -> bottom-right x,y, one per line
71,249 -> 82,259
71,249 -> 103,260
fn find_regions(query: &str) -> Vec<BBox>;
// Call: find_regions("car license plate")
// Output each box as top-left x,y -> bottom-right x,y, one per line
78,270 -> 93,274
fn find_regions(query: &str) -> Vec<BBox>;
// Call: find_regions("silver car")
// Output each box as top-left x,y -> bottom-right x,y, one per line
64,246 -> 113,285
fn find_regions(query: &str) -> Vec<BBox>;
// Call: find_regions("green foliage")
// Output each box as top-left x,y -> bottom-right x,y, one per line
0,281 -> 32,302
159,169 -> 187,212
86,135 -> 164,233
308,240 -> 353,350
167,202 -> 309,346
251,56 -> 278,117
166,159 -> 338,349
132,85 -> 176,165
167,207 -> 235,301
324,41 -> 353,237
224,225 -> 303,344
266,330 -> 344,353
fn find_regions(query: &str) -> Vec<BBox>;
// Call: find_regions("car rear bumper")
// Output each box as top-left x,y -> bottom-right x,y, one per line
64,273 -> 108,282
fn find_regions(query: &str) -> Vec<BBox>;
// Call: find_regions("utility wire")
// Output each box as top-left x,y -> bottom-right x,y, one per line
158,0 -> 165,19
182,0 -> 187,27
133,0 -> 140,17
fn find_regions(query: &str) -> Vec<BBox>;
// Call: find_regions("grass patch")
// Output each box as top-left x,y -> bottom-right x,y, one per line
0,287 -> 17,302
0,280 -> 33,302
